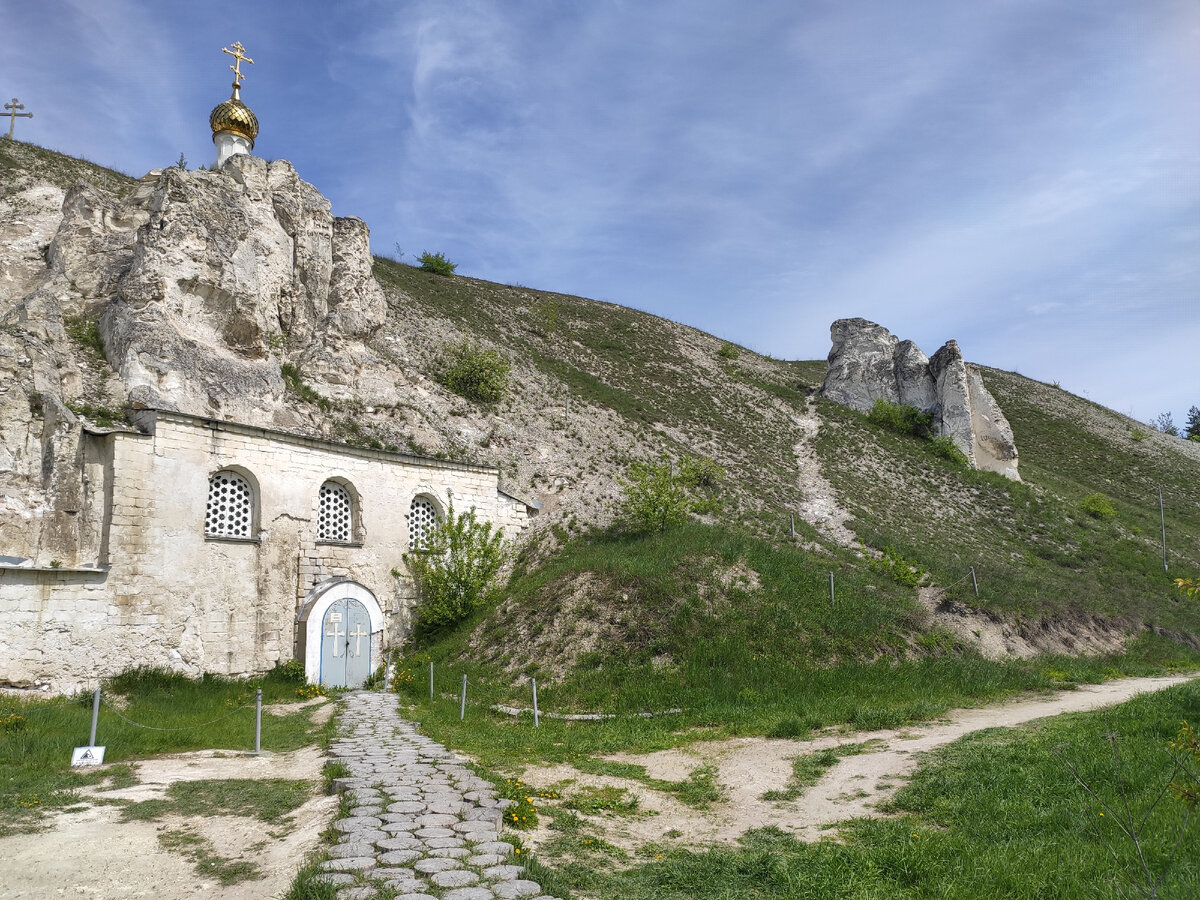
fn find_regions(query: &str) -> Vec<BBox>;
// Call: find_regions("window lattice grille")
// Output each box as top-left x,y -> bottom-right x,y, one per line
408,497 -> 438,550
318,482 -> 353,542
205,471 -> 253,538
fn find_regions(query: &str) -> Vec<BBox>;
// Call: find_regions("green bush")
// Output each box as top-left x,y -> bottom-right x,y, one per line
280,363 -> 333,412
929,434 -> 969,466
617,457 -> 691,534
418,251 -> 457,276
1080,492 -> 1117,520
869,545 -> 925,587
866,398 -> 933,439
616,454 -> 728,534
400,499 -> 507,635
679,455 -> 725,489
717,342 -> 739,360
437,340 -> 511,404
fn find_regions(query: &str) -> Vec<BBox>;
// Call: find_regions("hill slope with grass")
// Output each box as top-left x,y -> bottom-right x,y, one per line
2,141 -> 1199,678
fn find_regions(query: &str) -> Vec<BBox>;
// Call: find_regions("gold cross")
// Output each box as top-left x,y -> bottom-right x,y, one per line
222,41 -> 254,88
3,98 -> 32,140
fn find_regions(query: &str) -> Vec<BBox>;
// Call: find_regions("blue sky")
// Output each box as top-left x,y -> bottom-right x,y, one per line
5,0 -> 1198,427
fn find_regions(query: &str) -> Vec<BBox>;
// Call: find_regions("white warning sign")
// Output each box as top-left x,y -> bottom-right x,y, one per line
71,746 -> 106,766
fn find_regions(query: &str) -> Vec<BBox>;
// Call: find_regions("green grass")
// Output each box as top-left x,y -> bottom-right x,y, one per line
0,667 -> 328,834
395,523 -> 1200,772
118,778 -> 313,823
761,740 -> 882,801
524,681 -> 1200,899
0,139 -> 136,199
564,784 -> 642,816
813,386 -> 1200,631
158,826 -> 262,885
568,758 -> 724,809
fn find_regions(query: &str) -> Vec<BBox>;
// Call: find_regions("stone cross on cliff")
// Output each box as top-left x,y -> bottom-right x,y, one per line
3,98 -> 32,139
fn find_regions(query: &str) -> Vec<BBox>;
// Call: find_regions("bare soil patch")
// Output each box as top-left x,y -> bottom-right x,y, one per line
916,586 -> 1132,660
520,674 -> 1197,856
0,718 -> 335,899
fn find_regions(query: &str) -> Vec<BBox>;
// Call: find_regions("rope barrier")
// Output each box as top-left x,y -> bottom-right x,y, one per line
490,703 -> 683,721
0,696 -> 85,717
99,696 -> 255,732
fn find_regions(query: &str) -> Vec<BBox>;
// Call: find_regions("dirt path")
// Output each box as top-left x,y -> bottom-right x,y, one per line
0,702 -> 336,900
522,674 -> 1197,852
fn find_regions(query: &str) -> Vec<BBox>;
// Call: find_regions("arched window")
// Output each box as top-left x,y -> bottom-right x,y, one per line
408,496 -> 439,551
205,470 -> 254,538
318,481 -> 354,542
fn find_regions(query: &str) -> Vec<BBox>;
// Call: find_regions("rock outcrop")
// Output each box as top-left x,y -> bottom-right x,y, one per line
0,153 -> 394,562
820,318 -> 1020,480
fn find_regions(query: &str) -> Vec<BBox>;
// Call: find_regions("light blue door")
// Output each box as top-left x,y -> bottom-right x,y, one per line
320,599 -> 372,688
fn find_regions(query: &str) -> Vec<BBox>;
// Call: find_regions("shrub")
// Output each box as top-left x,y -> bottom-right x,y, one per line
869,545 -> 924,587
929,434 -> 969,466
400,499 -> 507,635
717,342 -> 739,360
1080,492 -> 1117,520
866,398 -> 933,439
617,457 -> 691,534
272,659 -> 306,684
280,363 -> 333,412
418,251 -> 457,276
679,455 -> 725,489
437,340 -> 511,404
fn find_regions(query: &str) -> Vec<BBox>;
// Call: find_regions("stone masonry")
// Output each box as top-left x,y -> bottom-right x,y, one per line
321,691 -> 561,900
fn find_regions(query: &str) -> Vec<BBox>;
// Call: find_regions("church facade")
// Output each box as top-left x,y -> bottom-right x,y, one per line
0,409 -> 532,693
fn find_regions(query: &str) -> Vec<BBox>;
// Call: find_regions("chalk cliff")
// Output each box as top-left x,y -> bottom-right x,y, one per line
820,317 -> 1020,480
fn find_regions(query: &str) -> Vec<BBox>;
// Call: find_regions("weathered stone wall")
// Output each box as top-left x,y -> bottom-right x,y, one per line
0,411 -> 527,693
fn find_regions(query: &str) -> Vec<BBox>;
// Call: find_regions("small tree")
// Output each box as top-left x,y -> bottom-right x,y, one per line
616,454 -> 724,533
418,251 -> 457,276
1185,406 -> 1200,441
400,499 -> 507,635
1152,412 -> 1179,437
617,457 -> 691,534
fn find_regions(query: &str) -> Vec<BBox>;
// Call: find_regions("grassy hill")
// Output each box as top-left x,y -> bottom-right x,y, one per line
7,142 -> 1200,900
4,141 -> 1199,685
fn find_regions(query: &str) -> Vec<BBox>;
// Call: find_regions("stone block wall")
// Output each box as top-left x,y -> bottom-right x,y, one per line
0,410 -> 529,692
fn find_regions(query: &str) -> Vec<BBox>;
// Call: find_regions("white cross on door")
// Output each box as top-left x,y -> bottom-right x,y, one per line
348,623 -> 368,657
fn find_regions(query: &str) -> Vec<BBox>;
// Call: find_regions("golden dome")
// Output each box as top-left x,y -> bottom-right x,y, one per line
209,97 -> 258,145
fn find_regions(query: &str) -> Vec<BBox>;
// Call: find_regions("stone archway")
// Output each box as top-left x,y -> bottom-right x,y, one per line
296,578 -> 384,687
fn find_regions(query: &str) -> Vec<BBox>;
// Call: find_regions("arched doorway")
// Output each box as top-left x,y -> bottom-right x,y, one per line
296,579 -> 384,688
319,597 -> 372,687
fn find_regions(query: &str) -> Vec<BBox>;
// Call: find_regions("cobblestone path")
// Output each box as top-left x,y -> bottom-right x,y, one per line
317,691 -> 562,900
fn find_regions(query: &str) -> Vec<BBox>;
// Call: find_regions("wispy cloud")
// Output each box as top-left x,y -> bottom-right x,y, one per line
5,0 -> 1198,422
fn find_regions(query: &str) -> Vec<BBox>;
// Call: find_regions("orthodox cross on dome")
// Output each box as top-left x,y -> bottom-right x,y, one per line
222,41 -> 254,98
3,98 -> 33,140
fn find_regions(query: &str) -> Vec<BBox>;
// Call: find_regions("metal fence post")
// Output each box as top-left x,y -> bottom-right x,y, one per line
89,688 -> 100,747
828,572 -> 835,607
532,677 -> 540,728
460,674 -> 467,721
430,661 -> 434,702
970,566 -> 979,597
254,689 -> 262,754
